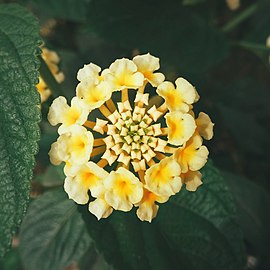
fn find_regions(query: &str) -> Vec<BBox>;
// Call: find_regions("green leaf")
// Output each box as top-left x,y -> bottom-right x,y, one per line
244,1 -> 270,44
0,248 -> 22,270
81,161 -> 245,270
182,0 -> 206,5
158,161 -> 245,270
86,0 -> 229,73
31,0 -> 91,22
222,171 -> 270,268
0,4 -> 41,257
35,164 -> 65,187
217,103 -> 268,154
19,189 -> 92,270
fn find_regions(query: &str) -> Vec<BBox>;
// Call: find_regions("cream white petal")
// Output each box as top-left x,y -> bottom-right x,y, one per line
175,77 -> 196,104
136,203 -> 159,223
77,63 -> 101,82
196,112 -> 214,140
64,177 -> 89,204
189,145 -> 209,171
47,96 -> 69,126
89,197 -> 113,220
165,112 -> 196,146
183,171 -> 203,192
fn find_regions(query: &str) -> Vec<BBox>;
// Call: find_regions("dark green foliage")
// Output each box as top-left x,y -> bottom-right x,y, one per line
223,171 -> 270,269
80,162 -> 245,270
86,0 -> 229,73
19,189 -> 92,270
0,4 -> 41,257
31,0 -> 91,22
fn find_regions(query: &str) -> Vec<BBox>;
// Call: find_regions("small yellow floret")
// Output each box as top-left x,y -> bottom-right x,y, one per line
76,79 -> 112,110
165,111 -> 196,146
37,47 -> 64,103
174,134 -> 209,173
64,161 -> 108,204
145,157 -> 182,197
104,58 -> 144,91
77,63 -> 103,83
133,53 -> 165,87
104,167 -> 143,211
136,187 -> 168,222
49,125 -> 94,166
157,78 -> 196,112
181,170 -> 203,192
48,96 -> 89,134
89,196 -> 113,220
196,112 -> 214,140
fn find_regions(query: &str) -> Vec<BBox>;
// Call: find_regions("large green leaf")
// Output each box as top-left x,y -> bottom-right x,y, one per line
0,4 -> 41,257
222,171 -> 270,269
19,189 -> 92,270
81,161 -> 245,270
86,0 -> 229,73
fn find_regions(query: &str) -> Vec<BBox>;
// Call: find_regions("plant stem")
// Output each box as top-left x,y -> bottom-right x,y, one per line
222,3 -> 258,33
234,41 -> 270,52
39,55 -> 63,97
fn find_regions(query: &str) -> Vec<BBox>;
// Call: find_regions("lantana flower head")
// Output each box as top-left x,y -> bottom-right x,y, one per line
48,53 -> 214,222
36,47 -> 64,102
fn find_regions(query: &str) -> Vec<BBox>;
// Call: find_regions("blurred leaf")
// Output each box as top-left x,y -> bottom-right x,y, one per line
244,1 -> 270,44
215,79 -> 270,118
0,4 -> 41,257
222,171 -> 270,268
19,189 -> 92,270
31,0 -> 91,22
183,0 -> 206,5
217,103 -> 268,154
0,248 -> 22,270
35,164 -> 65,187
86,0 -> 229,73
80,161 -> 245,270
79,248 -> 112,270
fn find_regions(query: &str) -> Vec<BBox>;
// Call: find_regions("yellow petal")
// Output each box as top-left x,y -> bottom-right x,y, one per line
104,167 -> 143,211
165,112 -> 196,145
145,157 -> 182,197
64,176 -> 89,204
174,134 -> 209,173
182,170 -> 203,192
59,97 -> 90,134
77,62 -> 101,83
67,125 -> 94,164
157,78 -> 196,112
136,201 -> 159,222
105,58 -> 144,91
50,125 -> 94,166
48,96 -> 89,134
175,77 -> 196,104
89,197 -> 113,220
76,161 -> 108,198
76,79 -> 112,110
196,112 -> 214,140
133,53 -> 165,87
37,77 -> 51,103
48,142 -> 66,165
47,96 -> 69,126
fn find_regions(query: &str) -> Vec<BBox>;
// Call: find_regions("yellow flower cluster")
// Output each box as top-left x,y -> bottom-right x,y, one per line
36,47 -> 64,102
48,53 -> 214,222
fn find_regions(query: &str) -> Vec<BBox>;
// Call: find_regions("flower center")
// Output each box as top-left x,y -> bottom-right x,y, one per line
98,91 -> 168,173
